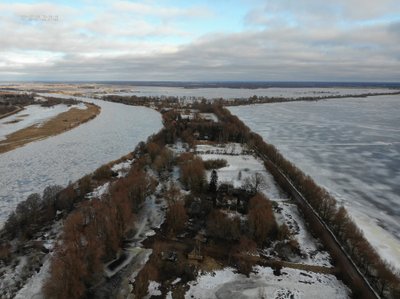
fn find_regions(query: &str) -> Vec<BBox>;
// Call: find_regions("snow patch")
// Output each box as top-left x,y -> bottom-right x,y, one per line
86,182 -> 110,199
146,281 -> 161,298
185,266 -> 350,299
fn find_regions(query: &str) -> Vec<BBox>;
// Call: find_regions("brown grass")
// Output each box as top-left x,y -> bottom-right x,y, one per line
189,255 -> 224,272
0,106 -> 24,119
259,259 -> 337,275
0,103 -> 100,154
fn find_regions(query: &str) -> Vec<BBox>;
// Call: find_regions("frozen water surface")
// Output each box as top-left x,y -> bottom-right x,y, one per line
0,96 -> 162,225
0,104 -> 74,141
107,86 -> 396,100
229,95 -> 400,269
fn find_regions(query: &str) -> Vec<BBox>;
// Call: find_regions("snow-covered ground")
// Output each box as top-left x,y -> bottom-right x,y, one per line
0,104 -> 85,141
185,266 -> 350,299
131,194 -> 166,246
0,96 -> 162,226
146,281 -> 162,298
14,257 -> 51,299
274,202 -> 332,267
196,143 -> 286,200
229,94 -> 400,270
115,183 -> 168,298
87,182 -> 110,199
111,159 -> 133,178
0,219 -> 63,299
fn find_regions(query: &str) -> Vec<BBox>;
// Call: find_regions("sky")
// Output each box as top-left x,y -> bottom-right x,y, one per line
0,0 -> 399,82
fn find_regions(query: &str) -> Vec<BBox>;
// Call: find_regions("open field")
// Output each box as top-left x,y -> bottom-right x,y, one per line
0,103 -> 100,154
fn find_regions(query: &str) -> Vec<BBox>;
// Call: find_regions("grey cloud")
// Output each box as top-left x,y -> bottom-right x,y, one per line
0,1 -> 399,81
2,24 -> 399,82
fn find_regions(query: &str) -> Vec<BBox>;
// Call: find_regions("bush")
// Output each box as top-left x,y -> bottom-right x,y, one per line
247,193 -> 277,245
277,223 -> 291,241
0,242 -> 11,262
55,185 -> 77,211
180,155 -> 206,193
166,201 -> 188,234
203,159 -> 228,170
207,210 -> 241,241
93,165 -> 112,180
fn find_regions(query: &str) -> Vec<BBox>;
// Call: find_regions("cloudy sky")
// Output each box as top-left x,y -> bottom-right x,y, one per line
0,0 -> 399,81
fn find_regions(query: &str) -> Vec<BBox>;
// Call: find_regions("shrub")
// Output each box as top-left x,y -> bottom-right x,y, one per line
93,165 -> 112,180
180,155 -> 206,193
203,159 -> 228,170
247,193 -> 277,245
207,210 -> 241,241
0,242 -> 11,262
55,185 -> 77,211
166,201 -> 188,234
230,236 -> 258,277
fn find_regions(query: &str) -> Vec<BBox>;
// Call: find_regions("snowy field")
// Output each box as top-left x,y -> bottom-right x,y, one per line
0,103 -> 86,141
185,266 -> 349,299
229,95 -> 400,270
196,143 -> 286,200
102,86 -> 397,100
0,96 -> 162,226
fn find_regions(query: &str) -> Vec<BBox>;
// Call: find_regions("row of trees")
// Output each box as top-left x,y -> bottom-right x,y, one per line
213,105 -> 400,298
44,165 -> 156,298
3,175 -> 93,240
41,128 -> 174,299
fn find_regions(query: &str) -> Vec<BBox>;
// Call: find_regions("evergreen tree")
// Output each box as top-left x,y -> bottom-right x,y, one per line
209,170 -> 218,193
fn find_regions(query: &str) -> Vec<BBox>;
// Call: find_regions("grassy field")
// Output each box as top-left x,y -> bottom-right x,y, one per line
0,103 -> 100,154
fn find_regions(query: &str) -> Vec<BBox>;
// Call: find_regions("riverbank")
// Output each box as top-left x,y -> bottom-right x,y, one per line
0,103 -> 100,154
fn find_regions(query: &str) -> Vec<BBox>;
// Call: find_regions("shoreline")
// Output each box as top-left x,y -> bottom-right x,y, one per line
0,103 -> 100,154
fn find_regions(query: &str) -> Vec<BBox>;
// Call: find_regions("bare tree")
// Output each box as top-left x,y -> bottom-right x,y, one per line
244,172 -> 267,193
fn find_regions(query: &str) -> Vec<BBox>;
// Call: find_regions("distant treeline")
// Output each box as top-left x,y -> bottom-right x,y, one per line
0,93 -> 81,108
96,81 -> 400,89
221,91 -> 400,106
102,90 -> 400,110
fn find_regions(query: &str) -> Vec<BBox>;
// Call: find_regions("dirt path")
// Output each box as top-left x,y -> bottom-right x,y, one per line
258,259 -> 336,275
0,103 -> 100,154
0,106 -> 24,120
